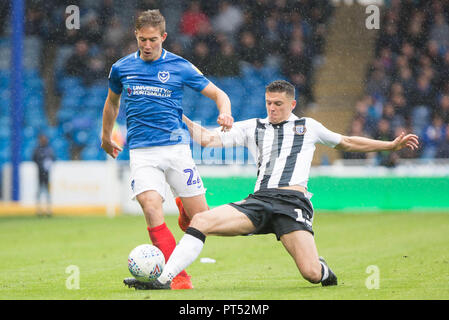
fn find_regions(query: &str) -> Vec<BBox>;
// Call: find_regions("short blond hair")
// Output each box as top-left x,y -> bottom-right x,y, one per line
135,9 -> 166,35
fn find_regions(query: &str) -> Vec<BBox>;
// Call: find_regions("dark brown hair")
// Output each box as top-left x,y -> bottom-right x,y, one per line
135,9 -> 166,34
266,80 -> 295,98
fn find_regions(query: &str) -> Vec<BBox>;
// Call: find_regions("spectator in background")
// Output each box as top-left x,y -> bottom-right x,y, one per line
400,42 -> 419,71
410,74 -> 436,133
237,29 -> 265,68
189,40 -> 214,75
191,15 -> 219,55
376,22 -> 402,55
425,40 -> 444,71
213,41 -> 241,77
211,1 -> 244,38
373,118 -> 396,166
382,101 -> 405,132
396,66 -> 414,100
438,94 -> 449,123
282,40 -> 315,104
260,13 -> 282,57
405,12 -> 426,49
436,125 -> 449,158
180,1 -> 211,39
85,55 -> 106,86
64,40 -> 90,79
33,134 -> 55,217
421,114 -> 446,159
82,10 -> 103,44
103,15 -> 126,45
437,50 -> 449,86
25,6 -> 46,37
365,68 -> 390,99
98,0 -> 118,29
429,12 -> 449,50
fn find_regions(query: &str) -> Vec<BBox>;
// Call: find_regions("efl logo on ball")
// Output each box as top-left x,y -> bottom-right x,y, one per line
128,244 -> 165,282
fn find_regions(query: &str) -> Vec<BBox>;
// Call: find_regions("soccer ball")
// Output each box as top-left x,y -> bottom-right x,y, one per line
128,244 -> 165,282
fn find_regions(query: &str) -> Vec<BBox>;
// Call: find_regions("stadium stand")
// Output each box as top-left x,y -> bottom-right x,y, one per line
1,0 -> 334,165
343,0 -> 449,165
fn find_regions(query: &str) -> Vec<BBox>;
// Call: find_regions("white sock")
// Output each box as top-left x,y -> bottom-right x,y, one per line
158,228 -> 205,284
320,261 -> 329,282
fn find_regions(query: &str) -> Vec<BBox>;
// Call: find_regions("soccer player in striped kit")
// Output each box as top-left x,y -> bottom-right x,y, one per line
124,80 -> 419,289
101,10 -> 233,289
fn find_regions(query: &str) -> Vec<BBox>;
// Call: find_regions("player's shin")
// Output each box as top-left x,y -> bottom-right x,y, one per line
157,227 -> 206,284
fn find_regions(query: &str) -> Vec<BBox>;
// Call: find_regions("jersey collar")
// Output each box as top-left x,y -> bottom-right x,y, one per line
261,113 -> 300,125
135,49 -> 167,62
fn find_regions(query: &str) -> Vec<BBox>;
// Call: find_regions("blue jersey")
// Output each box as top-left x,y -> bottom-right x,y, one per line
108,49 -> 210,149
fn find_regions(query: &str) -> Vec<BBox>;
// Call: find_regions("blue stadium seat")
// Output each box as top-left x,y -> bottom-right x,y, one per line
60,94 -> 82,111
50,135 -> 70,160
58,76 -> 84,93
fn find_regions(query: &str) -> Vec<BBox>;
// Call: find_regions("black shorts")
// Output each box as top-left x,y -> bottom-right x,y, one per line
228,188 -> 314,240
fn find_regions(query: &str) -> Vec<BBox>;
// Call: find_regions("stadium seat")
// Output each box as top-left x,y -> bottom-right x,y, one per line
58,76 -> 84,93
81,145 -> 105,160
49,135 -> 70,159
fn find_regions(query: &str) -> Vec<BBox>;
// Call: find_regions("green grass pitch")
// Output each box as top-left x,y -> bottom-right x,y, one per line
0,212 -> 448,300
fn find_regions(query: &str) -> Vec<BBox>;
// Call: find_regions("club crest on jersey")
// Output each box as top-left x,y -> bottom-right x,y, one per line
294,125 -> 306,135
158,71 -> 170,83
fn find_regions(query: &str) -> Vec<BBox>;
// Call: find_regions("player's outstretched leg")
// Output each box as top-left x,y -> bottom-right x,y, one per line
319,257 -> 338,286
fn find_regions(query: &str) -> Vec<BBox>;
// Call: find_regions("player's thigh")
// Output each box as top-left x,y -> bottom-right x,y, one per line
165,145 -> 206,199
190,204 -> 256,236
280,230 -> 321,275
179,193 -> 209,218
136,190 -> 165,228
129,150 -> 168,201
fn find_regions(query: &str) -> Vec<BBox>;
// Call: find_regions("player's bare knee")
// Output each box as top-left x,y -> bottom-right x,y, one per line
300,265 -> 322,284
138,196 -> 163,217
190,212 -> 213,235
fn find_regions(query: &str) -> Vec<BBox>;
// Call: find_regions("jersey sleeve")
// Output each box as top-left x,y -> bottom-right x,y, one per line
182,61 -> 210,92
108,63 -> 122,94
308,118 -> 342,148
215,119 -> 256,147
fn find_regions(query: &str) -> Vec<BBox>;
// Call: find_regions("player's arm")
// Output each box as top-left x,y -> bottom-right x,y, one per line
101,89 -> 123,158
335,132 -> 419,153
200,82 -> 234,131
182,115 -> 224,147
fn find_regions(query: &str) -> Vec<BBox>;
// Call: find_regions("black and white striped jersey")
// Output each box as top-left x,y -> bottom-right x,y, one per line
217,114 -> 342,192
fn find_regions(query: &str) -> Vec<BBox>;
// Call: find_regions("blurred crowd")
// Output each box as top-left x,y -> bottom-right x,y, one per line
2,0 -> 334,104
9,1 -> 449,164
344,0 -> 449,164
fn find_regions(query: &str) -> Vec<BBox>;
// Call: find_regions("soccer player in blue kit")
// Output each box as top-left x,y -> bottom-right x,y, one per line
101,9 -> 233,289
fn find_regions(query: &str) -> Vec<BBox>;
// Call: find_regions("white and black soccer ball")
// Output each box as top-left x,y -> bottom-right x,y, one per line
128,244 -> 165,282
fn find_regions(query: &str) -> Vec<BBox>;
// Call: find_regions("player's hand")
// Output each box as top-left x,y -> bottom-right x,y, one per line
101,138 -> 123,159
217,113 -> 233,132
391,132 -> 419,151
